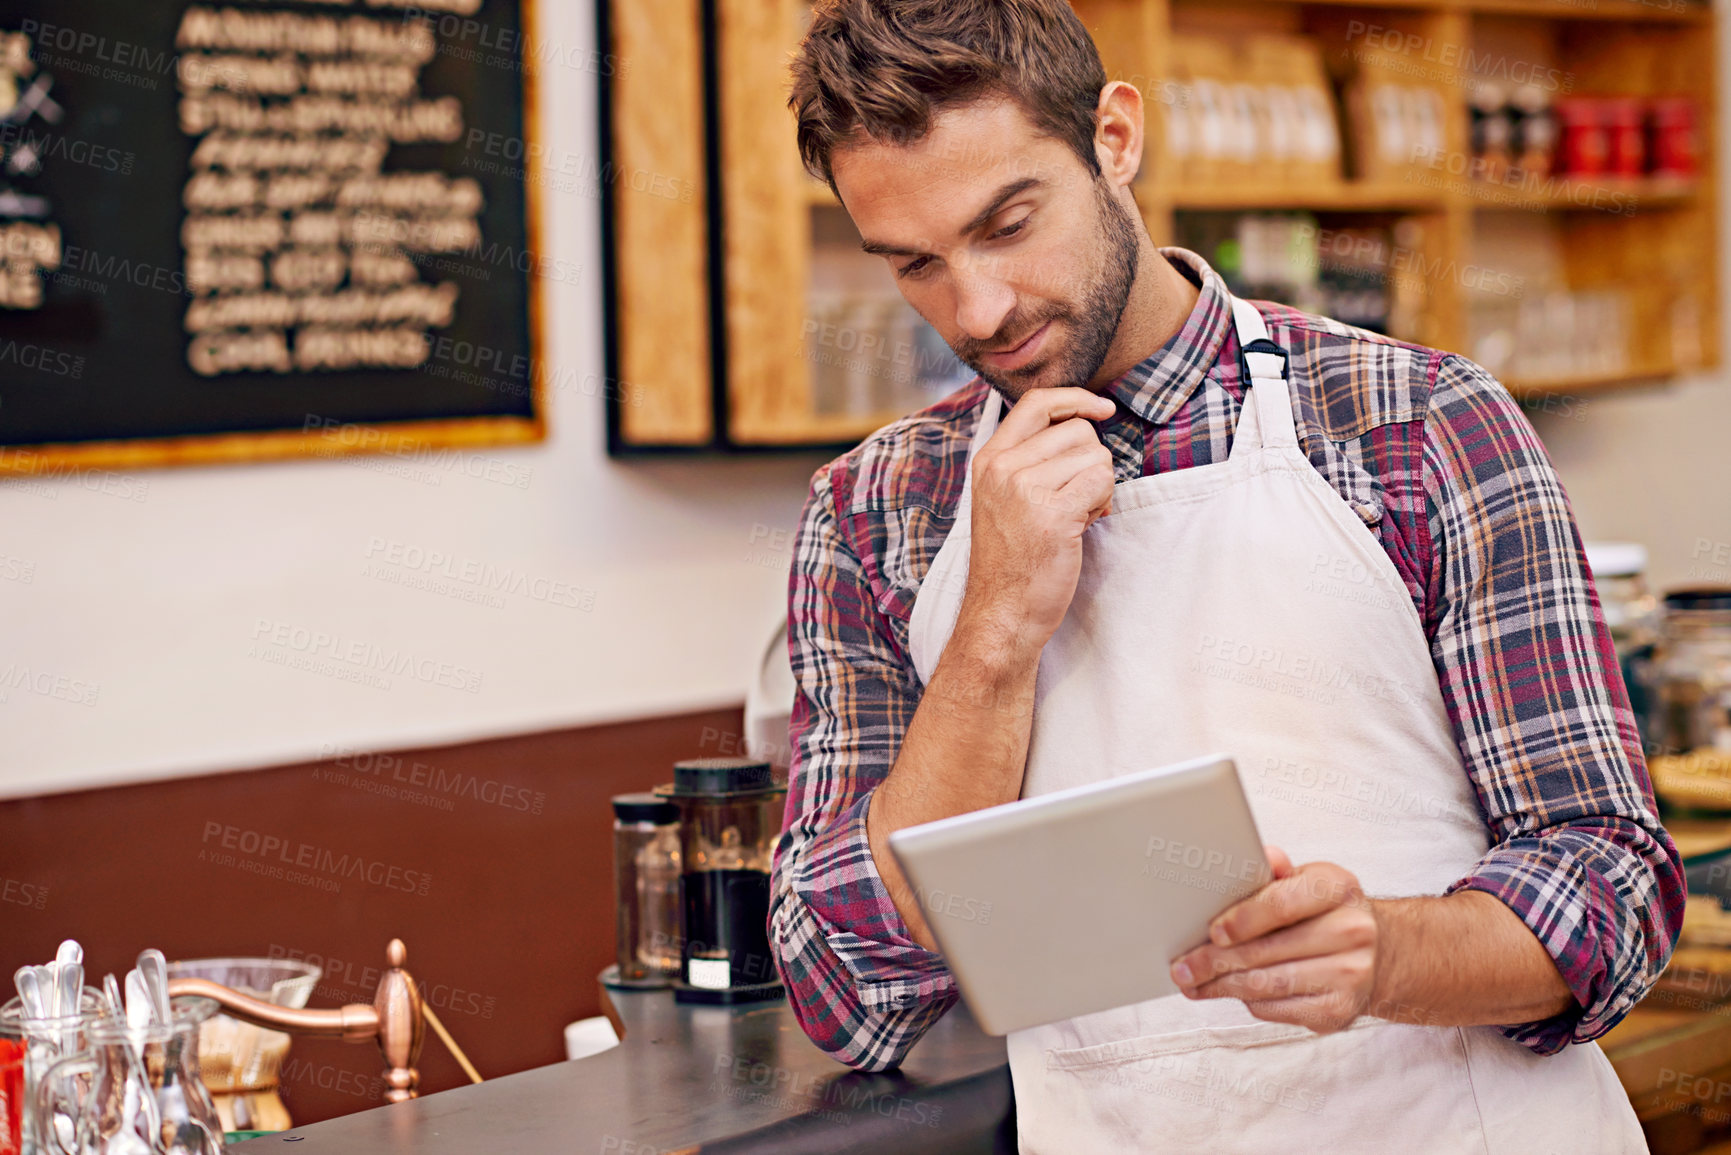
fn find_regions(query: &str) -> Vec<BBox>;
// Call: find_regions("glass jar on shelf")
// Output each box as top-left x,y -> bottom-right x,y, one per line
802,290 -> 850,418
1641,588 -> 1731,759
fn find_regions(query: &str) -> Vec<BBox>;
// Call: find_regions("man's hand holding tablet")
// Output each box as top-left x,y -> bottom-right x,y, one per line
1171,845 -> 1380,1033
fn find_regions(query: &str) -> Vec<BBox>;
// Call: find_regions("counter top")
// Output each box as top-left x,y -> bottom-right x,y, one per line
232,984 -> 1014,1154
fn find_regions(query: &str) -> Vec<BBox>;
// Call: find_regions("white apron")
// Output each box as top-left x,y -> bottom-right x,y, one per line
905,298 -> 1645,1154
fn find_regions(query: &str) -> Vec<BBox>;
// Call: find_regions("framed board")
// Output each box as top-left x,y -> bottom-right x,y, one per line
0,0 -> 543,474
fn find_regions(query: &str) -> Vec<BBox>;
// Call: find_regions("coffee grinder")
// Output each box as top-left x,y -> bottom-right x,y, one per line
666,757 -> 786,1004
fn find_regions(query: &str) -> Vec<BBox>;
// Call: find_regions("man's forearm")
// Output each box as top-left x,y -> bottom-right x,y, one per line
866,603 -> 1042,950
1370,890 -> 1575,1027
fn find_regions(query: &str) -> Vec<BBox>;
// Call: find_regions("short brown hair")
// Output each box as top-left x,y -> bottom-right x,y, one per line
788,0 -> 1108,195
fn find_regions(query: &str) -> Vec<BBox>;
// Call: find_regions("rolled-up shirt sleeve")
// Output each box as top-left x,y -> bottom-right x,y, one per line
1423,355 -> 1686,1053
769,462 -> 958,1071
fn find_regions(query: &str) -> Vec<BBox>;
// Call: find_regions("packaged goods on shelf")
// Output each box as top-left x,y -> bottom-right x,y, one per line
1508,84 -> 1558,180
1468,289 -> 1630,384
1165,35 -> 1246,186
1243,37 -> 1341,187
1175,211 -> 1419,338
801,290 -> 967,419
1470,81 -> 1559,185
1342,58 -> 1446,184
1649,97 -> 1699,180
1163,35 -> 1340,188
805,207 -> 970,419
1469,80 -> 1515,185
1485,92 -> 1699,186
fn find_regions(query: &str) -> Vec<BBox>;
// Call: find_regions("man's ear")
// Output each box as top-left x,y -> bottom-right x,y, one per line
1094,80 -> 1144,189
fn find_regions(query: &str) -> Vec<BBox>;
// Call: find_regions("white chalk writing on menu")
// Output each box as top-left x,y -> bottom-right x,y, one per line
0,30 -> 64,310
174,1 -> 484,376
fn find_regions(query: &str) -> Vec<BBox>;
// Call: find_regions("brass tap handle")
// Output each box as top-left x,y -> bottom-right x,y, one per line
163,938 -> 425,1105
375,938 -> 425,1102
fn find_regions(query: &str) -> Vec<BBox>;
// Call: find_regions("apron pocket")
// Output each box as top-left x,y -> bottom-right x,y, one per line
1020,1018 -> 1490,1155
1045,1018 -> 1331,1070
1457,1028 -> 1647,1155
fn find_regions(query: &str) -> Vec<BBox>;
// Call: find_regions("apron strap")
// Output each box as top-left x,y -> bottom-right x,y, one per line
1229,296 -> 1298,452
956,385 -> 1005,514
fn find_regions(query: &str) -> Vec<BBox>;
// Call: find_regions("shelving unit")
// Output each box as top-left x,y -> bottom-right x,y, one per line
603,0 -> 1719,451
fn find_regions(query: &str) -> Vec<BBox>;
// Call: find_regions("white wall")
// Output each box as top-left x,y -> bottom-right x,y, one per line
0,0 -> 826,799
1535,376 -> 1731,594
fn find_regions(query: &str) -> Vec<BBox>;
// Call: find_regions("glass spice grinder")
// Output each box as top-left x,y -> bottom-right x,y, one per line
604,793 -> 683,989
666,757 -> 786,1004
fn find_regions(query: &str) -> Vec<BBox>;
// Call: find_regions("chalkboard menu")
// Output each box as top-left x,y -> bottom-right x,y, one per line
0,0 -> 541,472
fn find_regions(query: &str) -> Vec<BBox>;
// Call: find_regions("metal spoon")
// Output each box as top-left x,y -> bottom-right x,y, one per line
33,965 -> 60,1022
122,970 -> 164,1148
53,940 -> 84,1041
55,961 -> 82,1052
125,971 -> 154,1028
137,950 -> 170,1024
55,961 -> 82,1015
13,966 -> 46,1019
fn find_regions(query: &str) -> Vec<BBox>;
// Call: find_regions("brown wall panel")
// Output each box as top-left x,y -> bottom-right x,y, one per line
0,706 -> 747,1125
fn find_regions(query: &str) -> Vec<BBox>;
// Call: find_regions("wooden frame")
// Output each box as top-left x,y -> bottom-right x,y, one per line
0,0 -> 548,476
602,0 -> 713,448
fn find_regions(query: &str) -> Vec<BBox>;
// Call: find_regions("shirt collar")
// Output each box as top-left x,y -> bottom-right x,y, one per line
1100,247 -> 1235,427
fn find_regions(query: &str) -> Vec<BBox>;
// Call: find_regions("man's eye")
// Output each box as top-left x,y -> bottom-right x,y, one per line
896,256 -> 931,279
991,218 -> 1028,240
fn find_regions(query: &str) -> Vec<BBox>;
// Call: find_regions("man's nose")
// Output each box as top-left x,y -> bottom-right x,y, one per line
950,255 -> 1016,344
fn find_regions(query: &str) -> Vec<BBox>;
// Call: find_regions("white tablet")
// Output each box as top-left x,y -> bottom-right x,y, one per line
886,754 -> 1269,1036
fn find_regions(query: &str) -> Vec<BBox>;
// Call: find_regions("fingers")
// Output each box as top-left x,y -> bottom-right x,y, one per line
1183,949 -> 1374,1007
1240,993 -> 1360,1034
1055,464 -> 1115,526
1172,904 -> 1376,992
1264,844 -> 1293,878
988,387 -> 1115,449
980,414 -> 1106,475
1015,445 -> 1113,519
1208,862 -> 1365,947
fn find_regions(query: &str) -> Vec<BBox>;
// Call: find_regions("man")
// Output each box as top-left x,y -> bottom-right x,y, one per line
769,1 -> 1684,1150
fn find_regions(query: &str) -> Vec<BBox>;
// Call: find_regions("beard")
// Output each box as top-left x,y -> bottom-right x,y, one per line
953,176 -> 1141,400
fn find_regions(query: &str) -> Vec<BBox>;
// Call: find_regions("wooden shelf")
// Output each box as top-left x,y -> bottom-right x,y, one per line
1463,0 -> 1709,23
606,0 -> 1720,450
1504,363 -> 1681,397
1462,176 -> 1701,212
1286,0 -> 1709,20
1168,182 -> 1450,212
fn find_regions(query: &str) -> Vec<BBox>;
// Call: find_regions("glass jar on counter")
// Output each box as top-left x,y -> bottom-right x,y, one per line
667,757 -> 786,1004
608,793 -> 682,988
1642,588 -> 1731,759
1585,543 -> 1660,733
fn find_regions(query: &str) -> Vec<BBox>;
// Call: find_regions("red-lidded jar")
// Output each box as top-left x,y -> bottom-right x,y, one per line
1650,97 -> 1699,179
1602,98 -> 1645,177
1557,98 -> 1609,176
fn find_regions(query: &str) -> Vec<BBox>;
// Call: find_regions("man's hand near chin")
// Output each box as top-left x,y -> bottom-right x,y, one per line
1168,845 -> 1579,1033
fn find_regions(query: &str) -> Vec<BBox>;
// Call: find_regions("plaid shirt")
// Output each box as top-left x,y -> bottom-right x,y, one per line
771,247 -> 1684,1072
